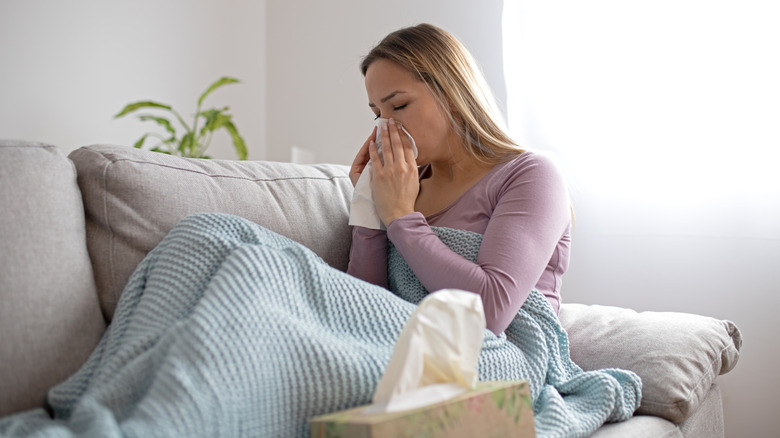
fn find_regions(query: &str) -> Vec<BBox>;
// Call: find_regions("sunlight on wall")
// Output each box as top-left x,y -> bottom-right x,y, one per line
503,0 -> 780,239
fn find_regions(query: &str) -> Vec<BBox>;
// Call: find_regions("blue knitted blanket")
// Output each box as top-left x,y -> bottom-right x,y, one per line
0,213 -> 640,437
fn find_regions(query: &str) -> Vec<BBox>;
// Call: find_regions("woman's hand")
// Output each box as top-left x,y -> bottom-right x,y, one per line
349,126 -> 377,187
369,119 -> 419,226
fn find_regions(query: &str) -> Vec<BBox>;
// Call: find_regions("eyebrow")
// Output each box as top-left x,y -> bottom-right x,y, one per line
368,90 -> 407,108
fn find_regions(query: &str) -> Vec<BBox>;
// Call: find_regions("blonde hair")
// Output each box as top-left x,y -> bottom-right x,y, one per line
361,23 -> 524,163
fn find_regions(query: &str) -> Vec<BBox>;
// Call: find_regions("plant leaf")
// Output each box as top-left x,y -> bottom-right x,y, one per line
199,109 -> 231,136
223,120 -> 247,160
137,114 -> 177,138
198,77 -> 240,107
150,147 -> 171,155
115,101 -> 172,118
133,134 -> 149,149
180,132 -> 197,157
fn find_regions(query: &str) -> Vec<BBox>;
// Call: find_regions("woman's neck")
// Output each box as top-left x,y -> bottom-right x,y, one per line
426,146 -> 492,184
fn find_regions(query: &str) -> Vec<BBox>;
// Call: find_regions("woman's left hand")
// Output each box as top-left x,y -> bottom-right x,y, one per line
369,119 -> 419,226
349,127 -> 377,187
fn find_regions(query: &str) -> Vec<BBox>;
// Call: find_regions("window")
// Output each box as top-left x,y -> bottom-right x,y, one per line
502,0 -> 780,238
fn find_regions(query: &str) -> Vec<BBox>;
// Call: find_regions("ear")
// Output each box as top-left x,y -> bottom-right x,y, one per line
436,94 -> 457,116
448,98 -> 458,114
443,98 -> 460,122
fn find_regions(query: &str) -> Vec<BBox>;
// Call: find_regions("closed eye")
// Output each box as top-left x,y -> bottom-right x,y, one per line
371,104 -> 407,120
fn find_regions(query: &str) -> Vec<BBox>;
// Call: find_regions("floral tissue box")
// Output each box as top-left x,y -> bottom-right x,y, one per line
309,380 -> 535,438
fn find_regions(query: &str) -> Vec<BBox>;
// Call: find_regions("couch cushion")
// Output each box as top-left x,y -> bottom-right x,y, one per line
588,415 -> 683,438
559,303 -> 742,423
589,384 -> 724,438
69,144 -> 354,321
0,140 -> 105,416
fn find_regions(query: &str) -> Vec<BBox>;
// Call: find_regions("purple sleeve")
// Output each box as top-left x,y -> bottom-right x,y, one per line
347,226 -> 389,289
386,156 -> 571,334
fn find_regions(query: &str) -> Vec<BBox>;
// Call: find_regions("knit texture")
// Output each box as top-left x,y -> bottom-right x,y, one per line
0,213 -> 640,437
390,227 -> 642,436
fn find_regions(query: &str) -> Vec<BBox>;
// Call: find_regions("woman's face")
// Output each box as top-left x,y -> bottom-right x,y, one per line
364,58 -> 456,165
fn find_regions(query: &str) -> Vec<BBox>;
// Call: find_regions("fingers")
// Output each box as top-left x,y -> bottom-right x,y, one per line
387,119 -> 404,165
353,127 -> 376,164
349,126 -> 378,187
377,120 -> 391,165
367,139 -> 380,166
367,125 -> 378,147
381,119 -> 415,166
370,120 -> 419,226
390,119 -> 416,164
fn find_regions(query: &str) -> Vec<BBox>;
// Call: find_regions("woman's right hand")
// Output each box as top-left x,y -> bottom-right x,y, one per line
349,126 -> 377,187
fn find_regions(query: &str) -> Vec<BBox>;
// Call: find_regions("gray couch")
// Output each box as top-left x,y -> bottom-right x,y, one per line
0,140 -> 742,437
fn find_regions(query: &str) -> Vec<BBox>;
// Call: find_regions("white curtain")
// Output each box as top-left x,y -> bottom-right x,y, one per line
501,4 -> 780,435
502,0 -> 780,239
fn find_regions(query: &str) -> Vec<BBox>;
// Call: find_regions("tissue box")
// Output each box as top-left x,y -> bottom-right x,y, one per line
309,380 -> 535,438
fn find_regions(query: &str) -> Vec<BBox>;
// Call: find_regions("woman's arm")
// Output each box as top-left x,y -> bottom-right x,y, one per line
347,120 -> 417,288
347,125 -> 392,287
386,154 -> 571,334
347,226 -> 389,288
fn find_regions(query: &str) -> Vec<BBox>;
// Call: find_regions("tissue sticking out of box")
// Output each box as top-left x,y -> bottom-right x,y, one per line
369,289 -> 486,413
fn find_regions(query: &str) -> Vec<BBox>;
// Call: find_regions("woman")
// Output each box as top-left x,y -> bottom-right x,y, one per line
348,23 -> 572,334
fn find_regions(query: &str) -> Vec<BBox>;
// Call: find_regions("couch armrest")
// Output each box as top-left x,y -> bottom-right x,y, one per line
559,303 -> 741,423
0,141 -> 105,416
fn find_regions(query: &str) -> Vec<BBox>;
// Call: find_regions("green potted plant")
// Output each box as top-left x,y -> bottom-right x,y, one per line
115,76 -> 247,160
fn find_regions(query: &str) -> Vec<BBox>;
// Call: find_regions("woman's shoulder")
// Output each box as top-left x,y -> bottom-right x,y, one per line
492,149 -> 567,185
490,150 -> 571,222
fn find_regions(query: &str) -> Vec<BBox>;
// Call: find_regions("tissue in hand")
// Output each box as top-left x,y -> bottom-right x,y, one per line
370,289 -> 486,413
348,118 -> 418,230
373,118 -> 418,164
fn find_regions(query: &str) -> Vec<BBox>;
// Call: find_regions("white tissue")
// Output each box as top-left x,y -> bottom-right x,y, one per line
369,289 -> 485,413
349,118 -> 418,230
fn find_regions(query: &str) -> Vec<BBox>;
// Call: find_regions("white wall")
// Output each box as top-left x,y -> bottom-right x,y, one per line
0,0 -> 266,160
504,1 -> 779,437
265,0 -> 506,165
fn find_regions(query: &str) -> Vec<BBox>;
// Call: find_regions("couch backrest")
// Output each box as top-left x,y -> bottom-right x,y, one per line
0,140 -> 105,417
69,145 -> 354,321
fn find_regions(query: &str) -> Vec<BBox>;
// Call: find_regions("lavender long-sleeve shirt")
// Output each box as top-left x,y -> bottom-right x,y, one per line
347,151 -> 572,334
